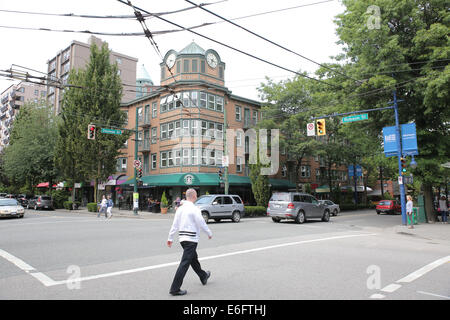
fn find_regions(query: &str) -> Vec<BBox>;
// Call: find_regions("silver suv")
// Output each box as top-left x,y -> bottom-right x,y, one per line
195,194 -> 244,223
267,192 -> 330,223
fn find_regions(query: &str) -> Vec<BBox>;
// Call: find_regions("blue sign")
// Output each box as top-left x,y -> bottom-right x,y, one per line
348,165 -> 362,177
383,126 -> 398,157
401,123 -> 419,156
383,124 -> 419,157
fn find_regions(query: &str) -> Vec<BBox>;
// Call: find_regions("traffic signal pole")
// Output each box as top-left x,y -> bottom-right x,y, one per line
133,107 -> 139,215
393,90 -> 407,225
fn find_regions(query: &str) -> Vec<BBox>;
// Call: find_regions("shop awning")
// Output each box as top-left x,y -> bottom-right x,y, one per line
269,178 -> 296,189
315,185 -> 330,193
36,182 -> 57,188
120,173 -> 253,187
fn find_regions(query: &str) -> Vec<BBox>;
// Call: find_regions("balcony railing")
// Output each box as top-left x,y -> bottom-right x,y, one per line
138,114 -> 151,127
138,139 -> 151,152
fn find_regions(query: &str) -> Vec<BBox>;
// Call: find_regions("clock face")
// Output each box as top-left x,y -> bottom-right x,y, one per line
206,53 -> 218,68
166,53 -> 176,68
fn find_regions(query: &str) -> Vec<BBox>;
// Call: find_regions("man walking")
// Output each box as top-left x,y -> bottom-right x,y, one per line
106,194 -> 114,219
167,188 -> 212,296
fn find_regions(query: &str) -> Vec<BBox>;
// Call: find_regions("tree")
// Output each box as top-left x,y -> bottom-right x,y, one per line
334,0 -> 450,220
3,103 -> 59,193
249,132 -> 271,207
55,42 -> 130,203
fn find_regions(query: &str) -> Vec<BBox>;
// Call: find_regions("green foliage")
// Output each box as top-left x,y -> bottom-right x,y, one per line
244,206 -> 267,217
87,203 -> 98,212
3,103 -> 59,192
55,42 -> 130,203
48,189 -> 71,209
160,191 -> 168,208
248,132 -> 271,207
382,192 -> 394,200
63,201 -> 81,210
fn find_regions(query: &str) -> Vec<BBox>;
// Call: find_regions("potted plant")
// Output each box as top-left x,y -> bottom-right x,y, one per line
160,191 -> 169,214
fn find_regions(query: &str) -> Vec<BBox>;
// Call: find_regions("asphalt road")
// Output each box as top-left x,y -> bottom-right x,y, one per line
0,208 -> 449,300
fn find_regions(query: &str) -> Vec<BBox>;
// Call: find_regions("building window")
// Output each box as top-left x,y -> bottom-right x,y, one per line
216,124 -> 223,140
161,152 -> 167,167
116,58 -> 122,65
117,157 -> 127,172
208,94 -> 215,110
137,107 -> 143,123
236,157 -> 243,172
244,108 -> 250,127
201,60 -> 206,73
191,149 -> 198,165
201,121 -> 207,136
301,166 -> 311,178
191,91 -> 198,108
183,149 -> 190,165
175,150 -> 181,166
160,96 -> 167,113
236,131 -> 242,147
183,59 -> 189,73
151,154 -> 157,170
201,149 -> 207,165
282,165 -> 287,177
151,127 -> 157,143
208,122 -> 215,139
174,121 -> 181,137
191,119 -> 198,136
167,95 -> 174,111
209,149 -> 215,166
183,120 -> 190,136
182,92 -> 190,107
219,66 -> 224,79
34,90 -> 39,96
152,102 -> 157,118
199,92 -> 207,108
216,96 -> 223,112
161,123 -> 167,140
168,122 -> 174,139
161,67 -> 165,80
192,59 -> 198,72
168,151 -> 174,167
176,61 -> 181,74
216,150 -> 223,166
252,110 -> 258,125
235,106 -> 241,121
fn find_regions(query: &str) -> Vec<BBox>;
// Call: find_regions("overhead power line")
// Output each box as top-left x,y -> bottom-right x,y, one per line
185,0 -> 360,83
117,0 -> 340,89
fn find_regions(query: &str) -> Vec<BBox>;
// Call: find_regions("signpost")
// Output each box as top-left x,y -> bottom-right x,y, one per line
307,122 -> 315,136
341,113 -> 368,123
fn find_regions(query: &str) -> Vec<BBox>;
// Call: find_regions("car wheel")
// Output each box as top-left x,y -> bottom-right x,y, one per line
19,215 -> 24,219
376,211 -> 380,215
333,209 -> 338,216
322,210 -> 330,222
295,210 -> 306,224
214,219 -> 221,222
231,211 -> 241,223
272,217 -> 281,223
202,211 -> 209,224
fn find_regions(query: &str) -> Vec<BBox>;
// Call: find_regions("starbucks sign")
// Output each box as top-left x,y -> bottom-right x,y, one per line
183,174 -> 194,185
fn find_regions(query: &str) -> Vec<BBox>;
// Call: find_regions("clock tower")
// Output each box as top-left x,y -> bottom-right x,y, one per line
160,41 -> 225,87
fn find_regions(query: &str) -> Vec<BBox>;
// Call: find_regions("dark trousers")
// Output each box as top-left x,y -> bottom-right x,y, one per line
170,241 -> 207,293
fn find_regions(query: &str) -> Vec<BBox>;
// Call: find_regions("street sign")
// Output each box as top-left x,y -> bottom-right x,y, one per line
342,113 -> 368,123
133,160 -> 142,168
307,122 -> 315,136
348,165 -> 362,177
101,128 -> 123,135
403,175 -> 413,184
222,155 -> 229,167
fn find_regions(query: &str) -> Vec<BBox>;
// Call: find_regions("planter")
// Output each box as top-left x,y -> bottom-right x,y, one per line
161,207 -> 168,214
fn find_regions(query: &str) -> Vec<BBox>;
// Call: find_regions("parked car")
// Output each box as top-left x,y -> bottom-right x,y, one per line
17,194 -> 33,207
194,194 -> 244,223
376,200 -> 401,214
267,192 -> 330,223
27,195 -> 54,210
319,200 -> 340,216
0,193 -> 7,198
0,198 -> 25,218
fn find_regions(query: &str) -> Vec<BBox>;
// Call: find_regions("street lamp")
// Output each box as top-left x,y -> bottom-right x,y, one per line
410,155 -> 417,169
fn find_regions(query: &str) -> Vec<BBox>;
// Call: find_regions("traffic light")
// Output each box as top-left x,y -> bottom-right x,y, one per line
316,119 -> 326,136
401,157 -> 407,175
137,168 -> 143,179
87,124 -> 96,140
218,168 -> 223,181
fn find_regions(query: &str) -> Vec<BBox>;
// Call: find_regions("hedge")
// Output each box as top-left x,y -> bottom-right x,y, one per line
63,201 -> 81,210
244,206 -> 267,217
87,203 -> 99,212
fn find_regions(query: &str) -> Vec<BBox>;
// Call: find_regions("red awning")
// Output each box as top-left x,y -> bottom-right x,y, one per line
36,182 -> 57,188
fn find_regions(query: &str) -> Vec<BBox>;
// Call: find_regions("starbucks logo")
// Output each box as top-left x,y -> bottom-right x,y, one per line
184,174 -> 194,185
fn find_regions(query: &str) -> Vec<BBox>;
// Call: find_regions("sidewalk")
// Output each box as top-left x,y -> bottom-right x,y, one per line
61,207 -> 175,219
391,222 -> 450,242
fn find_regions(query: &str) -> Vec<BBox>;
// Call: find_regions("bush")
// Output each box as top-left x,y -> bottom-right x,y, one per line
63,201 -> 73,210
244,206 -> 267,217
48,189 -> 71,209
87,203 -> 98,212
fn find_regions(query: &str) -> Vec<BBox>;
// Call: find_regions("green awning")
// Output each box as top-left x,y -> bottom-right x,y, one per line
269,178 -> 296,189
121,173 -> 252,187
315,185 -> 331,193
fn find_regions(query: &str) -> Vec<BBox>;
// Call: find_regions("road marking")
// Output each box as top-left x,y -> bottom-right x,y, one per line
397,255 -> 450,283
370,293 -> 386,299
0,249 -> 56,286
45,233 -> 377,287
381,283 -> 402,293
416,291 -> 450,300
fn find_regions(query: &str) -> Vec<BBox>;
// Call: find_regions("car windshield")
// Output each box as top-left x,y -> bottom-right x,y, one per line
195,196 -> 213,205
0,199 -> 18,206
379,201 -> 392,206
270,193 -> 290,202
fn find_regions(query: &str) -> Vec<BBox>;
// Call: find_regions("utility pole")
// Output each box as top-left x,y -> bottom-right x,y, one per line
133,107 -> 139,215
224,104 -> 229,194
393,90 -> 407,225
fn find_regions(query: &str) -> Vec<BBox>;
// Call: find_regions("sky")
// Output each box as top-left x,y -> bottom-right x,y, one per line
0,0 -> 346,102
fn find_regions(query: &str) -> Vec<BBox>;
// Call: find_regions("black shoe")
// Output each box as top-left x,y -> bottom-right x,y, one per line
201,271 -> 211,285
170,289 -> 187,296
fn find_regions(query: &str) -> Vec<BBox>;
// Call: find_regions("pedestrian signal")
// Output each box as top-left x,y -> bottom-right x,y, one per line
88,124 -> 96,140
316,119 -> 326,136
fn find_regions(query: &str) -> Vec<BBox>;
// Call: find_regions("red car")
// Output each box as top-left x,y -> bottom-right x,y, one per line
376,200 -> 401,214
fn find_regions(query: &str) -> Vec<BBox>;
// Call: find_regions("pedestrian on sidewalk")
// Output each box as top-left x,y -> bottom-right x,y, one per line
98,195 -> 107,218
106,195 -> 114,219
438,196 -> 448,224
406,195 -> 414,229
167,188 -> 212,296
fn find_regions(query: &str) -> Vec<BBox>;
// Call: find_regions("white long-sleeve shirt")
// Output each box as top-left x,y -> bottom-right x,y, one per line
168,201 -> 212,243
406,200 -> 413,213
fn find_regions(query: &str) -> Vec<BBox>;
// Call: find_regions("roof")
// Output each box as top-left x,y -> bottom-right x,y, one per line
136,64 -> 153,83
179,41 -> 206,55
